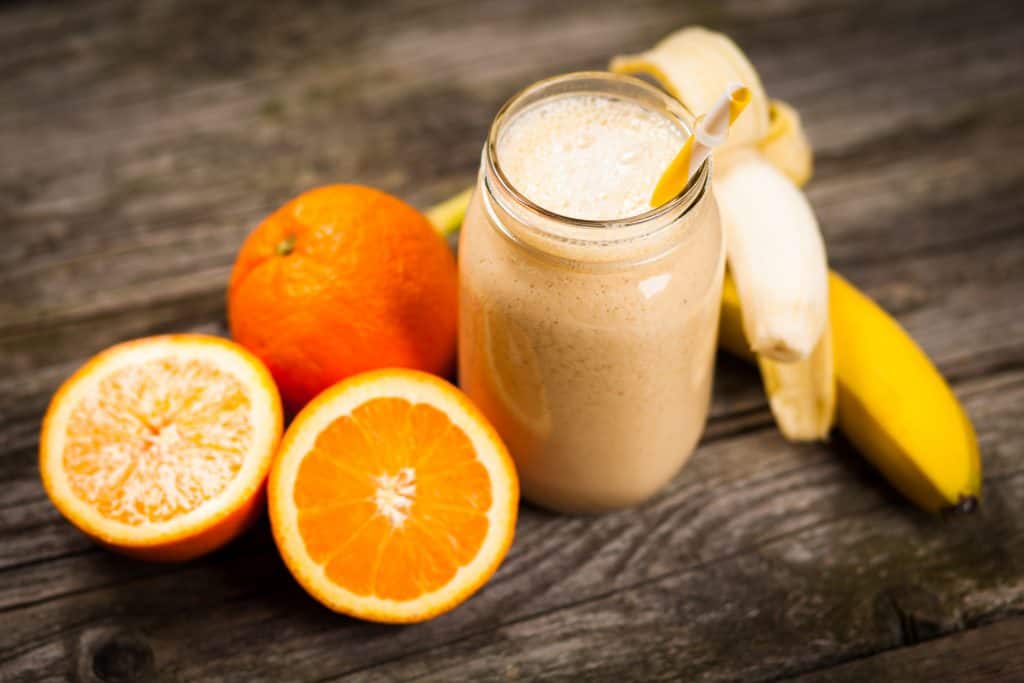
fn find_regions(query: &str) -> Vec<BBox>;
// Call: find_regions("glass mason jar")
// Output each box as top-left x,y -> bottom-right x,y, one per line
458,72 -> 724,513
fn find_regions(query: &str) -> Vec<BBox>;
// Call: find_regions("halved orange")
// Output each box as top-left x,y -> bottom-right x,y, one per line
268,369 -> 518,623
39,334 -> 283,562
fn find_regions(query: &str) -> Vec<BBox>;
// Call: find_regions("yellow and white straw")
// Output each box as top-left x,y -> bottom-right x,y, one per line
650,82 -> 751,207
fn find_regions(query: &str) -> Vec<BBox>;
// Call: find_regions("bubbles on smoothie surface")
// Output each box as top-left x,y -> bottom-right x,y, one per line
496,94 -> 686,221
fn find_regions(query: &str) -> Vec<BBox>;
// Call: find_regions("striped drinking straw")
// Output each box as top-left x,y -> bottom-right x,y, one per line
650,82 -> 751,208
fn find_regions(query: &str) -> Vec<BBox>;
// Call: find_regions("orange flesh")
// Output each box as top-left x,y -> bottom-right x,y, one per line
63,357 -> 253,525
294,397 -> 492,600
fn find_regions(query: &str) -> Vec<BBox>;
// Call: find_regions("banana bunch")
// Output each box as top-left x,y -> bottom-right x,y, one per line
426,27 -> 981,513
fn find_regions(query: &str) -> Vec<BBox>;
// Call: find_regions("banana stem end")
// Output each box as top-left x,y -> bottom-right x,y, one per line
943,495 -> 979,516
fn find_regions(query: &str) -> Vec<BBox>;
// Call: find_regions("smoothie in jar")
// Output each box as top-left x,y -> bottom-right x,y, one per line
458,72 -> 724,513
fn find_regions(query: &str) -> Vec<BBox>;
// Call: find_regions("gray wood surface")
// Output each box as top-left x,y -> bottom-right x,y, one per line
787,617 -> 1024,682
2,0 -> 1023,681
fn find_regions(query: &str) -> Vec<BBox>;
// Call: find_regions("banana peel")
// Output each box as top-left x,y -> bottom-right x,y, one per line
758,321 -> 835,442
760,100 -> 813,188
610,27 -> 771,152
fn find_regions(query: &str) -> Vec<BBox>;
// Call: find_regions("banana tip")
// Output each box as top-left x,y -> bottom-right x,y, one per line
944,495 -> 979,515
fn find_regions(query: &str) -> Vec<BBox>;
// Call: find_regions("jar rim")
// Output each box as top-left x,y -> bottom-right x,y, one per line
484,70 -> 710,243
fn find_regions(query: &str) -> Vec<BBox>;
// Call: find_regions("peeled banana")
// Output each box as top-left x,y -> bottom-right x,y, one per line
712,149 -> 830,363
728,96 -> 827,440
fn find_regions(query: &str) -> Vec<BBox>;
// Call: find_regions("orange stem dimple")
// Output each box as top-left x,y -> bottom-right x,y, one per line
276,235 -> 297,256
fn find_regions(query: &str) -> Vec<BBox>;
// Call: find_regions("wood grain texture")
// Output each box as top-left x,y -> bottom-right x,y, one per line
784,617 -> 1024,682
1,0 -> 1023,681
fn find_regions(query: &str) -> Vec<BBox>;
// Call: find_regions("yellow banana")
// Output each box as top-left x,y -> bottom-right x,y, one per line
830,274 -> 981,512
717,274 -> 752,361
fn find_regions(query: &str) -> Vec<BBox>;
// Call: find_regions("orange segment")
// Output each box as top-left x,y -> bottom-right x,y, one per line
39,335 -> 283,562
269,369 -> 518,623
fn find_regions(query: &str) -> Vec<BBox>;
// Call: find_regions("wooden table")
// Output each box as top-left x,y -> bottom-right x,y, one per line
3,1 -> 1023,680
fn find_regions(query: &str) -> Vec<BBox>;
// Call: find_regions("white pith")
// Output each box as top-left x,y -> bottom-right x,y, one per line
373,467 -> 416,527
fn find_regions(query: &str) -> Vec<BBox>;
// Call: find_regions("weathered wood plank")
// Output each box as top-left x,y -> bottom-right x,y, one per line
1,367 -> 1021,681
784,617 -> 1024,682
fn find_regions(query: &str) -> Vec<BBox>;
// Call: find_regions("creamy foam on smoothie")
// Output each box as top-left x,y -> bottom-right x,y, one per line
496,94 -> 687,221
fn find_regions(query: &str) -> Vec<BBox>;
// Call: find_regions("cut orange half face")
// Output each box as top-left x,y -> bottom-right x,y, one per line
39,335 -> 283,562
269,369 -> 518,623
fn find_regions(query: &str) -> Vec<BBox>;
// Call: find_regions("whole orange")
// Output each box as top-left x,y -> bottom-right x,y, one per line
228,185 -> 458,413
